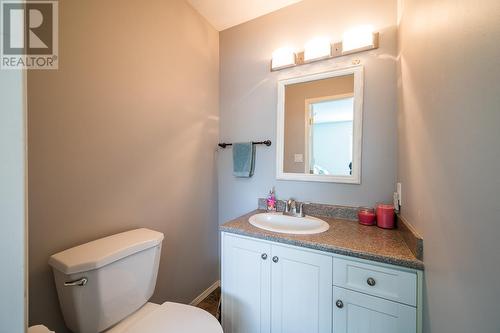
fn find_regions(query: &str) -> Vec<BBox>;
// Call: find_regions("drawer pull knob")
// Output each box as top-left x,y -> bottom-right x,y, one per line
367,277 -> 376,286
261,253 -> 268,260
336,300 -> 344,309
272,256 -> 279,263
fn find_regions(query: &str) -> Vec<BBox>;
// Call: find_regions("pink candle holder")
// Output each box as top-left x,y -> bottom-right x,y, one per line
358,207 -> 376,226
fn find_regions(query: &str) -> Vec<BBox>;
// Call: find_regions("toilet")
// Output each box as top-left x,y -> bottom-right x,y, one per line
48,228 -> 223,333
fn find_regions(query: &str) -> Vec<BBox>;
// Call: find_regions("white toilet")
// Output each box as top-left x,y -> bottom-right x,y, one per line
48,228 -> 223,333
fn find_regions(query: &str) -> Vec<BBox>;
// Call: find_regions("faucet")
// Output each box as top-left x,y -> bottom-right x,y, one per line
283,199 -> 306,217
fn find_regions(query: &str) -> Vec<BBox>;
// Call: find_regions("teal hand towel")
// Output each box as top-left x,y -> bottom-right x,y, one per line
232,142 -> 256,178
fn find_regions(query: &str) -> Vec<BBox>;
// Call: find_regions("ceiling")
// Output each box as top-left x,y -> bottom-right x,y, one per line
187,0 -> 303,31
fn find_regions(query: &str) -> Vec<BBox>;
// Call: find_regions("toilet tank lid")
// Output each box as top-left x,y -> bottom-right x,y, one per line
49,228 -> 164,275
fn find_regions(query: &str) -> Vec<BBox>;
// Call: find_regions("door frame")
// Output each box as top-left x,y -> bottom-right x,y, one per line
0,68 -> 28,333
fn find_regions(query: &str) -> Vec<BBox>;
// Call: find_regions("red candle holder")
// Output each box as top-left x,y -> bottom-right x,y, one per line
376,204 -> 395,229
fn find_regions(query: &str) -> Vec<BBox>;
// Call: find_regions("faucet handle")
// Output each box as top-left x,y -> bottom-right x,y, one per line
298,202 -> 310,217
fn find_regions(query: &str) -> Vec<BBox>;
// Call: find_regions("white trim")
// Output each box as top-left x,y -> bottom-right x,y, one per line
276,65 -> 364,184
304,100 -> 311,173
0,66 -> 28,333
189,280 -> 220,306
23,68 -> 28,333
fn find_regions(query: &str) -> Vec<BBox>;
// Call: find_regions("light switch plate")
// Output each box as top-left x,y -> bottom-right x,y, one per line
294,154 -> 303,163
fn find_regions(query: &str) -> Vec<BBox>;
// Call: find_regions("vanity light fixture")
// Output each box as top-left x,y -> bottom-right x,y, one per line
270,26 -> 379,71
271,47 -> 296,70
303,37 -> 331,62
342,25 -> 377,54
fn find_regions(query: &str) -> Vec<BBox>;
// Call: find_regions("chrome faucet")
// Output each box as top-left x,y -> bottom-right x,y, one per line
283,199 -> 306,217
284,199 -> 296,215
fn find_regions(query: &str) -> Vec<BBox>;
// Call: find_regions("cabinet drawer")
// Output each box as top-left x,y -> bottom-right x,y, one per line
333,257 -> 417,306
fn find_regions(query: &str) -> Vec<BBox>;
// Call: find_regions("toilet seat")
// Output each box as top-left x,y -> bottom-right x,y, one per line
28,325 -> 54,333
109,302 -> 223,333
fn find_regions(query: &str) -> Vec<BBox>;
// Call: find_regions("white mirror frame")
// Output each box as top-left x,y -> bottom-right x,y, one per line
276,66 -> 364,183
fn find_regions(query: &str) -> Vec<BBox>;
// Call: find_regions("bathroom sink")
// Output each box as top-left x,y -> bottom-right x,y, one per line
248,212 -> 329,235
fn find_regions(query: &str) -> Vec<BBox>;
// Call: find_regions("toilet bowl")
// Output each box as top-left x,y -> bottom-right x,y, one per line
48,228 -> 222,333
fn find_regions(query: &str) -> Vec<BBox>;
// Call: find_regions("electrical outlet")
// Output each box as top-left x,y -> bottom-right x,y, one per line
396,182 -> 402,206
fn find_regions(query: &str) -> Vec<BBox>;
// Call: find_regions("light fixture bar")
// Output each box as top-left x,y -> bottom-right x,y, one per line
270,32 -> 379,72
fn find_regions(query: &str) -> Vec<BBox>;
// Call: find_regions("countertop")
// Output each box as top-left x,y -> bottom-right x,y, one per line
220,210 -> 424,270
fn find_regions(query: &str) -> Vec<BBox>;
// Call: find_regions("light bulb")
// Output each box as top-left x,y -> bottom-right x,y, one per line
342,25 -> 375,53
271,47 -> 296,70
303,37 -> 331,62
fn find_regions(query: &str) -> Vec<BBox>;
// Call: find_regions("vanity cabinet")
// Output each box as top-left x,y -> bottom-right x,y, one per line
221,232 -> 421,333
222,233 -> 332,333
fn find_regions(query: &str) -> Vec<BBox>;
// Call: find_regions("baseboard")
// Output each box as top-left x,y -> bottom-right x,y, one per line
190,280 -> 220,306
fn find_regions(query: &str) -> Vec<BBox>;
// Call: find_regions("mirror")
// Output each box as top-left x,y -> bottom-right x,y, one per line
276,67 -> 363,183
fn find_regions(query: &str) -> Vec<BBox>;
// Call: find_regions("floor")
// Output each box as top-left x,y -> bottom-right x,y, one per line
196,287 -> 221,321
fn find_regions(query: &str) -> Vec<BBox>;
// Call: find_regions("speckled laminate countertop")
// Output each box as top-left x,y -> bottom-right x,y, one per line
220,210 -> 424,270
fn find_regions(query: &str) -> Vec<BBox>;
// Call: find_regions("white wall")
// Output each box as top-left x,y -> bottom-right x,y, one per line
313,121 -> 353,175
398,0 -> 500,332
0,68 -> 27,333
219,0 -> 398,223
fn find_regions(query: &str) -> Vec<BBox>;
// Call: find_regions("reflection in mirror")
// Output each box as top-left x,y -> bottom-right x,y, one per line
277,67 -> 363,183
307,95 -> 354,175
284,74 -> 354,176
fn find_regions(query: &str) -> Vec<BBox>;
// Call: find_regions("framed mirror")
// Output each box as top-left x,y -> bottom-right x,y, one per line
276,66 -> 364,183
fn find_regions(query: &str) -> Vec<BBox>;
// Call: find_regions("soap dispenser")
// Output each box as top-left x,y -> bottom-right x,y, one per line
266,187 -> 276,211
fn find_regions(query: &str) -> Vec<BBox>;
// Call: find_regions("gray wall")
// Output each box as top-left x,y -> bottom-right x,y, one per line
27,0 -> 219,332
219,0 -> 398,224
0,66 -> 27,332
397,0 -> 500,332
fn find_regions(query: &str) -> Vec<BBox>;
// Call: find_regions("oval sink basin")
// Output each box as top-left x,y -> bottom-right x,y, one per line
248,212 -> 329,235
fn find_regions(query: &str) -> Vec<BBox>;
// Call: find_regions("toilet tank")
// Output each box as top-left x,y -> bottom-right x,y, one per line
49,228 -> 164,333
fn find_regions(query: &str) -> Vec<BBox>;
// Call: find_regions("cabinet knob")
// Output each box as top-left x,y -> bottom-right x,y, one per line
335,300 -> 344,309
367,277 -> 376,286
261,253 -> 268,260
272,256 -> 279,263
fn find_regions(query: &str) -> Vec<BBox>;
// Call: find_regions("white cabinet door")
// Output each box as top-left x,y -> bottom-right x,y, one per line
222,234 -> 272,333
333,286 -> 416,333
271,245 -> 333,333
